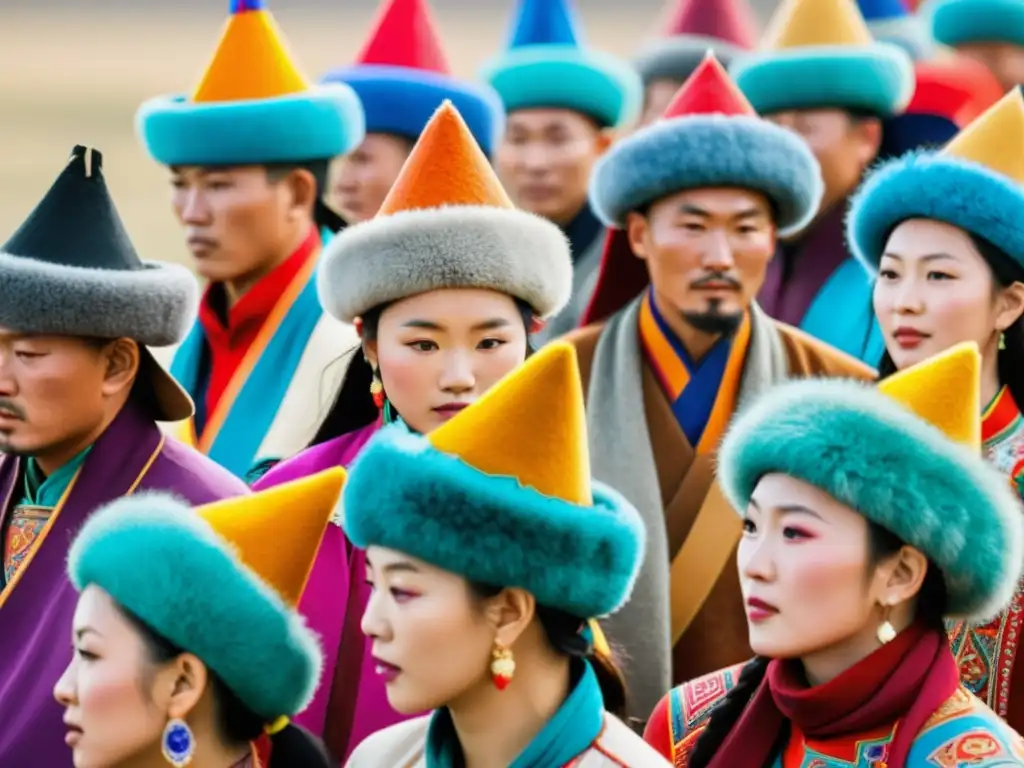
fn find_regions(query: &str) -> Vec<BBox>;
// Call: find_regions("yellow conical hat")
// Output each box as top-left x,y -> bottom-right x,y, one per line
943,88 -> 1024,185
760,0 -> 874,49
197,468 -> 346,606
878,342 -> 981,450
428,341 -> 590,505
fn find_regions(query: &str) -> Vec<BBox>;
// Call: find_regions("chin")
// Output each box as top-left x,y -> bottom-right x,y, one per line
885,342 -> 933,371
385,682 -> 444,716
748,628 -> 806,659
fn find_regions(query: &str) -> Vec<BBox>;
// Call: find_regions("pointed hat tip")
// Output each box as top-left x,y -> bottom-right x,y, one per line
354,0 -> 451,73
662,53 -> 755,119
942,86 -> 1024,183
230,0 -> 266,12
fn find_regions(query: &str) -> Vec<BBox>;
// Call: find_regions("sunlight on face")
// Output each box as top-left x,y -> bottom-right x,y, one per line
361,547 -> 496,714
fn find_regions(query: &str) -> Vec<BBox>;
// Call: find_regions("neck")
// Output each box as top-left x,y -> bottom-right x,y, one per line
33,400 -> 126,476
652,291 -> 724,360
224,226 -> 311,308
800,610 -> 914,687
982,336 -> 1002,408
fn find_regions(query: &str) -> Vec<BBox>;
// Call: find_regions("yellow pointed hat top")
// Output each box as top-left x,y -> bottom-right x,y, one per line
191,0 -> 311,103
760,0 -> 874,50
377,100 -> 514,216
428,341 -> 591,506
943,88 -> 1024,185
196,468 -> 346,606
878,342 -> 981,451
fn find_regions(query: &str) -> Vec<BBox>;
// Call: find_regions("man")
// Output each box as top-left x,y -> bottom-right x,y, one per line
730,0 -> 915,365
322,0 -> 505,224
0,146 -> 247,765
929,0 -> 1024,91
481,0 -> 641,343
567,56 -> 875,722
135,0 -> 366,477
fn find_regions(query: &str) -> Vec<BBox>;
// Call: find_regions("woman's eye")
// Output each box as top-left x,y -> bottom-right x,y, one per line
75,648 -> 98,661
478,338 -> 507,350
407,340 -> 437,352
782,526 -> 814,541
742,518 -> 756,534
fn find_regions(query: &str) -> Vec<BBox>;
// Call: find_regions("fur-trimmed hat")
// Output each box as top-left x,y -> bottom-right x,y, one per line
479,0 -> 641,129
849,88 -> 1024,274
0,145 -> 197,421
321,0 -> 504,156
858,0 -> 935,59
927,0 -> 1024,48
68,469 -> 346,722
137,0 -> 364,167
342,342 -> 645,619
318,101 -> 572,323
730,0 -> 914,117
719,343 -> 1024,621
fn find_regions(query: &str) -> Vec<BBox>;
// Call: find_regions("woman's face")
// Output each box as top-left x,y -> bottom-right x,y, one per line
362,547 -> 497,714
366,288 -> 529,433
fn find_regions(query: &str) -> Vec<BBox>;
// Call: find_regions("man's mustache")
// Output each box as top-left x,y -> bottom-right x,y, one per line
0,400 -> 27,420
691,273 -> 742,291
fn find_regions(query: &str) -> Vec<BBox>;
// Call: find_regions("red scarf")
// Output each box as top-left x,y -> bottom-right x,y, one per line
707,623 -> 960,768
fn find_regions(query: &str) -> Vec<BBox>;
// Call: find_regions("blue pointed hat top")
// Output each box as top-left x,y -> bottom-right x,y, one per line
229,0 -> 266,12
857,0 -> 910,21
507,0 -> 585,49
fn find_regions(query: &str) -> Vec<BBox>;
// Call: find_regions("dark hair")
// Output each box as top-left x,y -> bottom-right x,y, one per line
686,521 -> 949,768
263,160 -> 347,235
120,607 -> 331,767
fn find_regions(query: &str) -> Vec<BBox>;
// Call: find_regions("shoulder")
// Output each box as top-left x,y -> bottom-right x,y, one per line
345,716 -> 429,766
772,320 -> 877,380
253,428 -> 373,490
155,437 -> 250,502
591,713 -> 671,767
559,322 -> 609,389
910,687 -> 1024,766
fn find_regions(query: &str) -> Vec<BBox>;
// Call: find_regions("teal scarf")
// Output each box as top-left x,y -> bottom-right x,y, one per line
425,661 -> 604,767
20,446 -> 92,507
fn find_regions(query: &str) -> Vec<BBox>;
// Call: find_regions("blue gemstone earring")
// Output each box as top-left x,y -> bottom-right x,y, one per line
161,718 -> 195,767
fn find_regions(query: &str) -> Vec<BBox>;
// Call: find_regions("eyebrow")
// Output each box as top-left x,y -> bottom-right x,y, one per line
678,204 -> 766,220
74,627 -> 100,640
880,252 -> 958,263
401,318 -> 513,332
748,498 -> 823,520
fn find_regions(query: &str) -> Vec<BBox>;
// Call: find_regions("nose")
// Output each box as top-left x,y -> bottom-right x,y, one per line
890,277 -> 925,315
0,352 -> 18,397
178,187 -> 211,226
53,658 -> 76,707
701,230 -> 736,271
438,350 -> 475,394
360,587 -> 390,641
738,533 -> 776,584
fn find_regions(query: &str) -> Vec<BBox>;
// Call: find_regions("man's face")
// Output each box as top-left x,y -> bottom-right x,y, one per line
638,78 -> 683,127
956,42 -> 1024,92
627,187 -> 776,334
329,133 -> 413,224
495,108 -> 611,225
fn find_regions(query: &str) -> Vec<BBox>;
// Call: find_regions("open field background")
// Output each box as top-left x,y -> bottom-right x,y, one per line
0,2 -> 778,267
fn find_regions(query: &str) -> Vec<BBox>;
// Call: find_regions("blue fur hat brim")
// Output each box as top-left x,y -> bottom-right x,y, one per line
321,65 -> 505,156
341,425 -> 646,619
847,152 -> 1024,274
718,379 -> 1024,621
730,44 -> 915,117
68,493 -> 323,720
633,36 -> 746,84
480,44 -> 642,129
928,0 -> 1024,47
137,85 -> 366,166
589,114 -> 823,235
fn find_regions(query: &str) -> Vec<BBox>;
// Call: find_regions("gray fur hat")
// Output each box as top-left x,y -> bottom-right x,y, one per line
634,36 -> 746,84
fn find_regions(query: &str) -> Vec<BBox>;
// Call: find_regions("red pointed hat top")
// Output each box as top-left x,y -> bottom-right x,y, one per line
355,0 -> 451,74
661,52 -> 756,119
662,0 -> 759,48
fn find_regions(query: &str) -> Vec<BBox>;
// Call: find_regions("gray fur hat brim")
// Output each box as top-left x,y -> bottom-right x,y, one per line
317,206 -> 572,322
0,254 -> 197,346
634,36 -> 746,84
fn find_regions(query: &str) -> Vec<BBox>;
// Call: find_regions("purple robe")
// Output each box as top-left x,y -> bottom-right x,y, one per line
0,403 -> 248,765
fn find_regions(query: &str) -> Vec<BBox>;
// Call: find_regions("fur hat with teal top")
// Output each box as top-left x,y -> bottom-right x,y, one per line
136,0 -> 364,167
479,0 -> 641,129
320,0 -> 504,156
926,0 -> 1024,48
67,468 -> 346,738
342,341 -> 645,621
730,0 -> 914,117
857,0 -> 935,59
719,342 -> 1024,621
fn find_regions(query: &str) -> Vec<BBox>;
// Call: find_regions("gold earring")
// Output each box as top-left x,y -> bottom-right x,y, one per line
877,601 -> 896,645
1000,332 -> 1007,351
490,644 -> 515,691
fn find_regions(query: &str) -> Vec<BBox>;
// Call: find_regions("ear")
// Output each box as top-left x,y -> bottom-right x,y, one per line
853,117 -> 883,167
996,281 -> 1024,332
363,338 -> 379,371
882,545 -> 929,606
595,130 -> 614,156
283,167 -> 318,219
482,587 -> 536,649
159,653 -> 209,721
100,339 -> 140,399
625,211 -> 650,262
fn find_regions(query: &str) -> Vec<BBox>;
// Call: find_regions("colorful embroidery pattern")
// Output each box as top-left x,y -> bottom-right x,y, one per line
668,662 -> 746,765
3,505 -> 52,583
927,730 -> 1006,767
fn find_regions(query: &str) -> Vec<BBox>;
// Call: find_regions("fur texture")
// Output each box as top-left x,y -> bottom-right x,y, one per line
68,493 -> 323,720
137,85 -> 365,166
929,0 -> 1024,47
589,114 -> 823,235
0,254 -> 197,346
480,44 -> 642,129
321,65 -> 505,156
317,205 -> 572,322
847,152 -> 1024,273
342,426 -> 646,618
633,36 -> 746,84
718,378 -> 1024,622
730,44 -> 914,117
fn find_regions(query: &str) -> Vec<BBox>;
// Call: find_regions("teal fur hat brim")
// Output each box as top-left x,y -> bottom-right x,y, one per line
847,151 -> 1024,273
68,494 -> 322,720
341,425 -> 646,619
634,36 -> 746,84
137,84 -> 365,166
730,44 -> 915,117
718,378 -> 1024,621
927,0 -> 1024,47
480,44 -> 642,129
589,114 -> 823,235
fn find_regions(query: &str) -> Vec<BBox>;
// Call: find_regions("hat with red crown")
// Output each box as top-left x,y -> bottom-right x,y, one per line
137,0 -> 365,166
320,0 -> 504,155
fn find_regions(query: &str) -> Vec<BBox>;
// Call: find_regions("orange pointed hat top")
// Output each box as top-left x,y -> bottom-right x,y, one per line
661,0 -> 759,48
942,88 -> 1024,186
355,0 -> 451,73
761,0 -> 875,49
662,52 -> 757,119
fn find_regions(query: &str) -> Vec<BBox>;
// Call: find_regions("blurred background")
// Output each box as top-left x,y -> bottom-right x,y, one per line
0,0 -> 779,265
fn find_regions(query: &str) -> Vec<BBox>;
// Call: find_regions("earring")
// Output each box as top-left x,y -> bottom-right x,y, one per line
369,371 -> 385,409
161,718 -> 195,767
491,644 -> 515,691
877,601 -> 896,645
1000,332 -> 1007,351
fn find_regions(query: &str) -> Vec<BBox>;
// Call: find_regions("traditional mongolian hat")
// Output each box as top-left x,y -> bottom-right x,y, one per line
320,0 -> 504,155
479,0 -> 641,129
136,0 -> 364,167
731,0 -> 915,117
68,468 -> 346,724
926,0 -> 1024,48
719,343 -> 1023,621
318,101 -> 572,323
857,0 -> 934,59
0,145 -> 196,421
342,342 -> 644,620
850,88 -> 1024,272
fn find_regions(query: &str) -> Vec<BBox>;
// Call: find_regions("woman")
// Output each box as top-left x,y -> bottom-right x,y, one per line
343,341 -> 667,766
846,87 -> 1024,727
642,343 -> 1024,766
253,101 -> 573,761
53,469 -> 346,768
